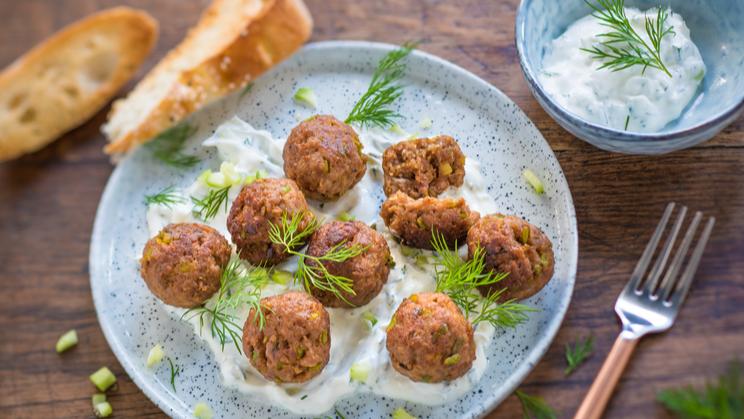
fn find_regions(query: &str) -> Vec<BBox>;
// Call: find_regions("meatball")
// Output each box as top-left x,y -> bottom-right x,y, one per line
140,223 -> 231,308
283,115 -> 366,201
380,191 -> 479,250
242,292 -> 331,383
382,135 -> 465,198
386,292 -> 475,383
467,214 -> 555,301
305,221 -> 391,308
227,178 -> 315,266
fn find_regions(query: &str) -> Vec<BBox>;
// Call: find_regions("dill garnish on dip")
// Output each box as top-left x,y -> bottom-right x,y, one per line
538,0 -> 705,132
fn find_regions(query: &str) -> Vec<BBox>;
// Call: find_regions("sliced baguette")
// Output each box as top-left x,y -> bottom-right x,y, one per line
0,7 -> 157,161
103,0 -> 313,154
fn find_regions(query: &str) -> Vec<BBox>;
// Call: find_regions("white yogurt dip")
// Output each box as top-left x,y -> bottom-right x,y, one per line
538,7 -> 705,132
146,116 -> 501,415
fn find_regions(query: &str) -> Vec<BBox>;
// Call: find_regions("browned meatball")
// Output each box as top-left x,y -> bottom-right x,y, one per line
382,135 -> 465,198
283,115 -> 366,201
467,214 -> 555,301
242,292 -> 331,383
386,292 -> 475,383
305,221 -> 391,308
227,178 -> 315,266
380,191 -> 479,250
140,223 -> 231,308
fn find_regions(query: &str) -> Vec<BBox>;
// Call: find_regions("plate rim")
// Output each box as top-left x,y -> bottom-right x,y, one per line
89,39 -> 578,418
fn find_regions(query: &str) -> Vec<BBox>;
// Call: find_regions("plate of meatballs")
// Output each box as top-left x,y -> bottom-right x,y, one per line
90,41 -> 578,419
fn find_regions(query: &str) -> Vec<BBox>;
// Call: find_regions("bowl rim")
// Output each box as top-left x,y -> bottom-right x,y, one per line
515,0 -> 744,143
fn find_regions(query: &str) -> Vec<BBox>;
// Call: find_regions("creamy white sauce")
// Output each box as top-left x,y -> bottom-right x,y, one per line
538,7 -> 705,132
146,117 -> 498,415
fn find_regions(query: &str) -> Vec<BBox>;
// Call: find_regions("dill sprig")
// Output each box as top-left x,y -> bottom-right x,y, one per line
182,259 -> 266,354
431,231 -> 535,328
581,0 -> 674,77
167,357 -> 180,392
191,185 -> 231,222
268,212 -> 368,305
344,43 -> 416,128
145,123 -> 201,168
515,390 -> 557,419
144,186 -> 184,208
657,360 -> 744,419
564,335 -> 594,376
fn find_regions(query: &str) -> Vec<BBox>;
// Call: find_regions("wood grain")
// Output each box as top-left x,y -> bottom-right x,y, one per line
1,1 -> 742,418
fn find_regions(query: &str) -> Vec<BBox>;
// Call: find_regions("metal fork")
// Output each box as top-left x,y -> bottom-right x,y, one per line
574,203 -> 715,419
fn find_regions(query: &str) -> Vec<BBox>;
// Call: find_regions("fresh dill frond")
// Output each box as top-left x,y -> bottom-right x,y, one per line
564,335 -> 594,375
145,123 -> 201,168
144,186 -> 183,208
657,360 -> 744,419
345,42 -> 416,128
239,82 -> 254,99
431,230 -> 535,328
581,0 -> 674,77
515,390 -> 557,419
167,357 -> 180,392
182,259 -> 266,354
268,212 -> 368,305
191,185 -> 231,222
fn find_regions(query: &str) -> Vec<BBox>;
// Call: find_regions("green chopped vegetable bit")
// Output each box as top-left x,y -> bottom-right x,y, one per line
350,362 -> 371,383
419,116 -> 433,130
337,211 -> 356,222
93,401 -> 113,418
414,254 -> 429,269
443,353 -> 461,366
392,407 -> 417,419
146,344 -> 165,368
55,329 -> 78,353
694,69 -> 705,81
362,311 -> 378,328
564,335 -> 594,376
522,169 -> 545,195
399,245 -> 417,257
657,360 -> 744,419
390,123 -> 406,136
89,367 -> 117,392
271,269 -> 293,286
294,87 -> 318,108
91,394 -> 106,405
193,402 -> 214,419
515,390 -> 556,419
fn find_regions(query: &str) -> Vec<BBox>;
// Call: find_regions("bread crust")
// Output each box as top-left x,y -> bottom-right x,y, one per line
0,7 -> 157,161
103,0 -> 313,154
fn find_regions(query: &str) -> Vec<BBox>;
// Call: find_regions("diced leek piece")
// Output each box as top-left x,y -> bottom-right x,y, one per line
219,162 -> 240,185
419,116 -> 433,129
146,344 -> 165,368
91,394 -> 106,405
390,123 -> 406,136
414,254 -> 428,269
294,87 -> 318,108
272,270 -> 293,286
522,168 -> 545,195
197,169 -> 212,185
350,362 -> 371,383
205,172 -> 227,188
392,407 -> 417,419
89,367 -> 117,392
193,402 -> 214,419
362,311 -> 378,327
337,211 -> 355,222
443,353 -> 461,366
93,401 -> 113,418
55,329 -> 78,353
399,245 -> 417,257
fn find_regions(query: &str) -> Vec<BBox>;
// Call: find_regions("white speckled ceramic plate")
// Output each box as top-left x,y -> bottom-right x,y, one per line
90,41 -> 578,418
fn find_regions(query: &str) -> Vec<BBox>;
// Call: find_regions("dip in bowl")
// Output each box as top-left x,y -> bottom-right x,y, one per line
516,0 -> 744,154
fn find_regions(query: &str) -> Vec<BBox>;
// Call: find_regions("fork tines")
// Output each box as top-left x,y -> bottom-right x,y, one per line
625,202 -> 715,305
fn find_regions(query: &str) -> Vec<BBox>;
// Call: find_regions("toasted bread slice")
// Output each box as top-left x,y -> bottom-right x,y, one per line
0,7 -> 157,161
103,0 -> 313,154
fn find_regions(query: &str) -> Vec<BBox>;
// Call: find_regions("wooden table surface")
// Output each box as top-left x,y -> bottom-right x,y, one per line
1,1 -> 742,418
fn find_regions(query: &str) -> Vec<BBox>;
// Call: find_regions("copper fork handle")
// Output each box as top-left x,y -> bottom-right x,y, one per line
574,335 -> 639,419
